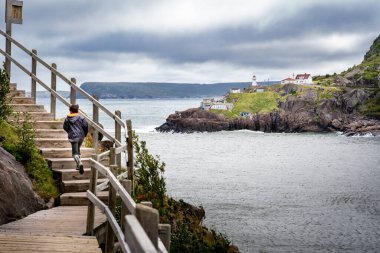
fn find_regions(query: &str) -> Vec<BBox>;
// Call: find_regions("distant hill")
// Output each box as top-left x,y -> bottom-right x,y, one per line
80,81 -> 279,99
28,90 -> 70,98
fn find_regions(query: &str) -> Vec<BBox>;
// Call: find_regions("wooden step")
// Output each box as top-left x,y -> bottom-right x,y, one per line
9,112 -> 54,121
59,191 -> 109,206
35,120 -> 64,129
62,178 -> 108,193
47,157 -> 92,170
35,129 -> 67,138
47,157 -> 109,170
0,232 -> 102,253
7,90 -> 25,97
41,147 -> 95,158
9,83 -> 17,90
35,138 -> 71,148
10,104 -> 46,112
53,168 -> 106,181
9,96 -> 35,104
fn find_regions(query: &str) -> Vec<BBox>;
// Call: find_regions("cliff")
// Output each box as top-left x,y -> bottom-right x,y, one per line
314,34 -> 380,88
157,35 -> 380,135
156,84 -> 380,135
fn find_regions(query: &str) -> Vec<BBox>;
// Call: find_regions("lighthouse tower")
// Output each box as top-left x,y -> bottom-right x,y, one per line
251,75 -> 258,86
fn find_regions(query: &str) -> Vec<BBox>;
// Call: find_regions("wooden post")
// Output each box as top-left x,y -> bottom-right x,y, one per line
135,204 -> 159,249
105,163 -> 117,253
70,77 -> 76,105
159,224 -> 171,252
120,179 -> 132,231
92,95 -> 99,152
31,49 -> 37,103
124,215 -> 158,253
5,0 -> 12,79
86,155 -> 98,236
50,63 -> 57,119
115,110 -> 121,167
126,120 -> 134,183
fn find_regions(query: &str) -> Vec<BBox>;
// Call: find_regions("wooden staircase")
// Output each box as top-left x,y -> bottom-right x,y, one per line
7,83 -> 108,206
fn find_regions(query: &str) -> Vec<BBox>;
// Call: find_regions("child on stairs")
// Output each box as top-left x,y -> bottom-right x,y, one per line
63,104 -> 88,174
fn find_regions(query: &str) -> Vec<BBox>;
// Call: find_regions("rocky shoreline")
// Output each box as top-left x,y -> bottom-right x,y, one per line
156,86 -> 380,136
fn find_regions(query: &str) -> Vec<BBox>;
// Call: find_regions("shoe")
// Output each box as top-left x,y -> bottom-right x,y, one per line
79,164 -> 84,175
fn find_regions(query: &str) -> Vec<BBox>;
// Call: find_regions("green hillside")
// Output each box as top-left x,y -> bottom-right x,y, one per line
314,34 -> 380,88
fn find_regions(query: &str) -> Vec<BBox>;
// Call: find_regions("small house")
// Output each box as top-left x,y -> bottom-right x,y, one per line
281,78 -> 295,84
295,73 -> 313,85
230,88 -> 241,93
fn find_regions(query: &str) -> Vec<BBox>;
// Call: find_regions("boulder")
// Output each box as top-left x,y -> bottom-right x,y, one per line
0,147 -> 44,225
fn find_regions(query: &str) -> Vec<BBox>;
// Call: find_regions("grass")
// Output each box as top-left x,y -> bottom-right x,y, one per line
363,89 -> 380,118
0,119 -> 59,200
227,92 -> 279,116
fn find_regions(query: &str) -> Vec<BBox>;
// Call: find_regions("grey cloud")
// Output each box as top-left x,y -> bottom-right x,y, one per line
60,2 -> 380,69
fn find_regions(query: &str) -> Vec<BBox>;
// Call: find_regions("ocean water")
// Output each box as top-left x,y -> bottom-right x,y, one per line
38,97 -> 380,253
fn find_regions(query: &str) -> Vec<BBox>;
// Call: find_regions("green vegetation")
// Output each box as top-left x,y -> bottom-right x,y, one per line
226,92 -> 279,116
315,34 -> 380,87
209,109 -> 236,119
0,65 -> 58,200
132,134 -> 238,253
363,89 -> 380,118
0,117 -> 59,200
0,65 -> 11,119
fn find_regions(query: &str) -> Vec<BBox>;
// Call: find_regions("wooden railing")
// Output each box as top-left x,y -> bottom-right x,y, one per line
86,121 -> 170,253
0,29 -> 124,148
1,30 -> 171,252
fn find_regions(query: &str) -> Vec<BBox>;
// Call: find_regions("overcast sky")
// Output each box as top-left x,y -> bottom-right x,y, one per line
1,0 -> 380,89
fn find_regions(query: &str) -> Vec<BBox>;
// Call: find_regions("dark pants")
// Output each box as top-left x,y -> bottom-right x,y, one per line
71,139 -> 83,157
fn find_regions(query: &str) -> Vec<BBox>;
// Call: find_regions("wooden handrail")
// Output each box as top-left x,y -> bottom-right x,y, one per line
0,29 -> 126,144
0,48 -> 123,146
87,191 -> 132,253
90,158 -> 136,214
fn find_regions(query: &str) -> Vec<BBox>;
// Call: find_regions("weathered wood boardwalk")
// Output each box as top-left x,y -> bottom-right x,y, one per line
0,206 -> 106,253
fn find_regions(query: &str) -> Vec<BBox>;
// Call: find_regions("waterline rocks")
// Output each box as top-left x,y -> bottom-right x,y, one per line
156,88 -> 380,136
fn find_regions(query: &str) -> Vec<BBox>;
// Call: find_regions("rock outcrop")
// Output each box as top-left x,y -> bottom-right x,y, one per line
156,88 -> 380,136
0,147 -> 44,225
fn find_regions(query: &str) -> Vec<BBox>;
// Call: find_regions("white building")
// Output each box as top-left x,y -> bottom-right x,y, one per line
201,98 -> 234,111
295,73 -> 313,84
281,77 -> 295,84
251,75 -> 258,86
281,73 -> 313,85
230,88 -> 241,93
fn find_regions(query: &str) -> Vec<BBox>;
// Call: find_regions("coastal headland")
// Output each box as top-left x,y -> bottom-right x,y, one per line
156,35 -> 380,136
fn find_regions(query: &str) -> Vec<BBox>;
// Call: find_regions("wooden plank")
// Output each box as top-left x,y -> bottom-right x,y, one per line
0,232 -> 102,253
0,206 -> 106,236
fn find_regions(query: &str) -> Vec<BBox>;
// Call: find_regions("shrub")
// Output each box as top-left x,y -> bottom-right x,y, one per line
0,116 -> 58,199
0,63 -> 11,119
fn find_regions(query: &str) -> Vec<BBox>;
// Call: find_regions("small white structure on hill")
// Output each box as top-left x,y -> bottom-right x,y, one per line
295,73 -> 313,84
281,73 -> 313,85
251,75 -> 258,86
281,77 -> 295,84
230,88 -> 241,93
200,98 -> 234,111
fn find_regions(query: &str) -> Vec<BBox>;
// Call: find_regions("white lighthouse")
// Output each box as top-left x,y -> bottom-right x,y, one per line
251,75 -> 258,86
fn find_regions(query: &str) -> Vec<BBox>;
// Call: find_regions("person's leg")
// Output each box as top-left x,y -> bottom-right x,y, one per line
71,141 -> 83,174
77,139 -> 84,174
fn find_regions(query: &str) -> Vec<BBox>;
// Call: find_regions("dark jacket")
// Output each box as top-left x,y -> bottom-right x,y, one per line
63,113 -> 88,142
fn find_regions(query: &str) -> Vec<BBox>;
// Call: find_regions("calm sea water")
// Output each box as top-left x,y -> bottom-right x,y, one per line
38,97 -> 380,253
